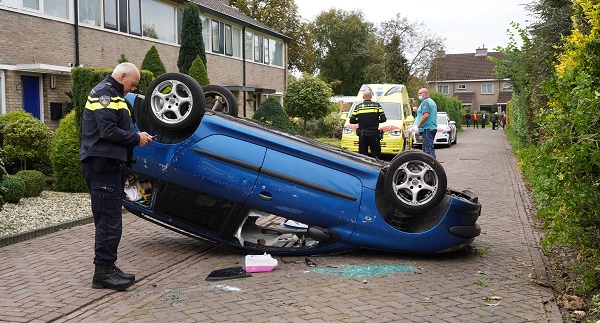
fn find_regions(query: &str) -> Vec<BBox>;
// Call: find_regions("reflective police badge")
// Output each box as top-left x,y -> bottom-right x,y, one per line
99,96 -> 111,108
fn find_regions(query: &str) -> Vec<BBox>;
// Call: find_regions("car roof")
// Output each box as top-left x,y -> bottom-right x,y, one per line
356,84 -> 407,103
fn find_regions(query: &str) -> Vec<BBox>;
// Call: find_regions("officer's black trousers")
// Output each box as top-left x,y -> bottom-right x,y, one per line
81,157 -> 126,266
358,134 -> 381,158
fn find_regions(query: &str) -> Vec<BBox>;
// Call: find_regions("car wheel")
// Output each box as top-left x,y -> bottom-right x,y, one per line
385,150 -> 447,213
145,73 -> 205,132
203,85 -> 239,116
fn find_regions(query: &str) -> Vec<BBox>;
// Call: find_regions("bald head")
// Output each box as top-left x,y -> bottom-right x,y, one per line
363,90 -> 373,100
112,62 -> 140,94
418,88 -> 430,99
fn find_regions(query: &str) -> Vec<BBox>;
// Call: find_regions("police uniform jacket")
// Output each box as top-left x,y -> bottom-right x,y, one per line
79,75 -> 140,162
349,100 -> 386,131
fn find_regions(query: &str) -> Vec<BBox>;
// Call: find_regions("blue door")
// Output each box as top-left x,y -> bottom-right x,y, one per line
22,75 -> 41,119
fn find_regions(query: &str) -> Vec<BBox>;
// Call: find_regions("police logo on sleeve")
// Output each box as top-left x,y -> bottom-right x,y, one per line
99,96 -> 111,108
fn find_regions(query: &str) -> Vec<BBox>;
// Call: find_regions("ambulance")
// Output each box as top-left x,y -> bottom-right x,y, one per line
340,84 -> 415,155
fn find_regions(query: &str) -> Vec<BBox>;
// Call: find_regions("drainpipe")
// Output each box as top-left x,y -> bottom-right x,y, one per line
242,26 -> 247,118
74,0 -> 80,66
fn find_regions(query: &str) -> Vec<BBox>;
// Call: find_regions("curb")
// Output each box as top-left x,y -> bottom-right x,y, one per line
0,216 -> 94,248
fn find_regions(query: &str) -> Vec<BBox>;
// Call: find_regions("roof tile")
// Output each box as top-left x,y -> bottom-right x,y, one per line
429,50 -> 504,81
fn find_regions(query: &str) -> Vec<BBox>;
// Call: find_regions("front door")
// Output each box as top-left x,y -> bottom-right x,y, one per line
21,75 -> 41,119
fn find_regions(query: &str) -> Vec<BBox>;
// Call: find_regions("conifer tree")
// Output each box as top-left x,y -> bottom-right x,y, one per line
189,56 -> 210,86
178,2 -> 206,74
141,45 -> 167,77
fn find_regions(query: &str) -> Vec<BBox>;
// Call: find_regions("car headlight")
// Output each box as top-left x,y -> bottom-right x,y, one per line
388,129 -> 402,137
343,127 -> 354,135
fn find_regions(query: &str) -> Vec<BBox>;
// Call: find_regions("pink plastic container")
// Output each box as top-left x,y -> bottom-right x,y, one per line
245,253 -> 278,273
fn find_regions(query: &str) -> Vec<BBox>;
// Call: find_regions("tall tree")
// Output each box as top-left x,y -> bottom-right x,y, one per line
178,2 -> 206,74
229,0 -> 315,73
312,9 -> 374,95
378,13 -> 444,79
384,34 -> 410,84
283,74 -> 333,135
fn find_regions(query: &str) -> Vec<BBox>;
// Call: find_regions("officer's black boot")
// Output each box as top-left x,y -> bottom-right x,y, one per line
111,264 -> 135,284
92,264 -> 132,291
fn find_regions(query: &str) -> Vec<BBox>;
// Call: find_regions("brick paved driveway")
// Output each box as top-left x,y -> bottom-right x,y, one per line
0,127 -> 562,322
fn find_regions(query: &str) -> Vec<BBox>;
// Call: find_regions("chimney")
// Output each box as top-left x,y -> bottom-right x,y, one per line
475,47 -> 488,57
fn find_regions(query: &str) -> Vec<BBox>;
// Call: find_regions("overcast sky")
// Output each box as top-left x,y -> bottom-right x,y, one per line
295,0 -> 532,54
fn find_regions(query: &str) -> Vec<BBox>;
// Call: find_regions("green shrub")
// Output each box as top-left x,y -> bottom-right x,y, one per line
0,111 -> 37,147
14,170 -> 46,197
141,45 -> 167,78
189,55 -> 210,86
1,175 -> 25,203
2,111 -> 53,171
252,97 -> 295,133
305,108 -> 342,138
50,111 -> 87,192
0,156 -> 7,210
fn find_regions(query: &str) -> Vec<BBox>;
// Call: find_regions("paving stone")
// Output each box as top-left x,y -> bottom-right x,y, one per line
0,128 -> 564,322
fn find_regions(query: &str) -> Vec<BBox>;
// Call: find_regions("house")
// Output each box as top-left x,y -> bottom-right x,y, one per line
0,0 -> 291,129
427,48 -> 512,113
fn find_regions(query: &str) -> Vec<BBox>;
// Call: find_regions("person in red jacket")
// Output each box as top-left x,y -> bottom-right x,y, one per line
471,111 -> 479,129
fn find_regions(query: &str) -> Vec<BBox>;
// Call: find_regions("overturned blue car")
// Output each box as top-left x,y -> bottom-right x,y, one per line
123,73 -> 481,256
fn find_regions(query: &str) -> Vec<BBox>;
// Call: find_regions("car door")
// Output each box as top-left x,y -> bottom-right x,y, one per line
244,149 -> 362,241
152,134 -> 266,233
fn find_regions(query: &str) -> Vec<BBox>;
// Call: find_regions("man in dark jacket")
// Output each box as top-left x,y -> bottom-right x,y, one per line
79,62 -> 154,291
350,89 -> 387,159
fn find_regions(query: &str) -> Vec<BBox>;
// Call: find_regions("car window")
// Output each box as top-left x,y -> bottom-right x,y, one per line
379,102 -> 401,120
437,115 -> 449,124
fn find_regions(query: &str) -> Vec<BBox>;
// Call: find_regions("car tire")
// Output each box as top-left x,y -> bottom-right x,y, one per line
145,73 -> 205,132
203,85 -> 239,116
385,150 -> 447,213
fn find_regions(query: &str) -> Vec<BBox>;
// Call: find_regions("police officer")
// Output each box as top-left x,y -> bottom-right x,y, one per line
350,89 -> 387,159
79,62 -> 154,291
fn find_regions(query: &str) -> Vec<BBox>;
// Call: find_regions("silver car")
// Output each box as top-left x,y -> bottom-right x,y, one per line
412,112 -> 457,148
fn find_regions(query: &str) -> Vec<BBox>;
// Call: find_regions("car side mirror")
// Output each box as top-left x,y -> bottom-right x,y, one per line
404,115 -> 415,123
340,112 -> 348,120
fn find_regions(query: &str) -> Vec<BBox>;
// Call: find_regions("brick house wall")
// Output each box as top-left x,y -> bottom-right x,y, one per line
0,2 -> 288,128
428,48 -> 512,113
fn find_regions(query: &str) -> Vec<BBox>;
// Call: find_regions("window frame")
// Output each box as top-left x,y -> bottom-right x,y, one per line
244,30 -> 253,60
103,0 -> 118,30
128,0 -> 141,35
262,36 -> 269,64
44,0 -> 70,19
79,0 -> 101,26
481,83 -> 494,95
457,84 -> 466,90
254,34 -> 263,63
224,24 -> 233,56
437,85 -> 449,95
22,0 -> 40,12
211,20 -> 221,54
